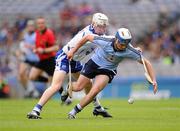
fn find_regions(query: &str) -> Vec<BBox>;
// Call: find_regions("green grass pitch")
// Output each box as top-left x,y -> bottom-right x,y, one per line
0,99 -> 180,131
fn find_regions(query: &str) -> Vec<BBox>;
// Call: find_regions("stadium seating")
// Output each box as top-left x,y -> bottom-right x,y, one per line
67,0 -> 180,37
0,0 -> 180,78
0,0 -> 179,37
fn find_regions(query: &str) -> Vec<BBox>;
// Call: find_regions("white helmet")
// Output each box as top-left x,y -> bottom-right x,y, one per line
115,28 -> 132,45
92,13 -> 109,26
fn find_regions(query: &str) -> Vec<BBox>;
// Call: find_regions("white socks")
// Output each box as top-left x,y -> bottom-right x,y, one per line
69,104 -> 82,116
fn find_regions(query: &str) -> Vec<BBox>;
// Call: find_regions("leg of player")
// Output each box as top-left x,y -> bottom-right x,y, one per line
61,72 -> 112,117
27,70 -> 66,119
24,67 -> 43,98
83,81 -> 112,117
18,62 -> 29,89
48,76 -> 64,100
29,67 -> 49,83
18,62 -> 36,98
29,67 -> 44,81
61,73 -> 90,104
68,75 -> 110,119
29,66 -> 63,98
73,74 -> 112,117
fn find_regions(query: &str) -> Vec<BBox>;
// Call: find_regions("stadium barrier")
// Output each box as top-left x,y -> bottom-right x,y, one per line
102,77 -> 180,99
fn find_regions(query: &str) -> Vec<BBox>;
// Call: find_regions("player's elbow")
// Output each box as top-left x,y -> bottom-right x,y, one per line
85,35 -> 94,42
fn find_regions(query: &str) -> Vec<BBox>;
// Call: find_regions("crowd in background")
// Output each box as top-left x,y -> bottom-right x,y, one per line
0,2 -> 98,75
0,2 -> 180,97
56,2 -> 103,47
137,8 -> 180,65
0,2 -> 98,97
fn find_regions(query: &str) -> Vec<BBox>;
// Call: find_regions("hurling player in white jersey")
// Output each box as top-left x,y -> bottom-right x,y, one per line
27,13 -> 112,119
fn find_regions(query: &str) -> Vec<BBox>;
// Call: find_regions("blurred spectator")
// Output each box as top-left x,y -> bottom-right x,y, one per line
59,4 -> 76,28
174,32 -> 180,56
157,6 -> 170,30
58,2 -> 95,45
16,20 -> 40,98
15,14 -> 29,32
0,21 -> 9,44
0,73 -> 10,98
149,31 -> 163,60
78,2 -> 94,17
171,27 -> 180,64
28,17 -> 59,98
136,6 -> 180,64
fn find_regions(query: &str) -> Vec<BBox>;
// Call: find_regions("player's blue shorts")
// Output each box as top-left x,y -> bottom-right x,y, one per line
81,59 -> 117,83
55,49 -> 83,73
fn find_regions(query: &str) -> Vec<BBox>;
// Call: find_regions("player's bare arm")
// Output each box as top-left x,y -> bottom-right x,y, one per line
67,35 -> 94,59
138,58 -> 158,94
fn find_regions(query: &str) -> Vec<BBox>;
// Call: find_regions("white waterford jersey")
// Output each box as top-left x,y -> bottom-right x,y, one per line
62,25 -> 99,61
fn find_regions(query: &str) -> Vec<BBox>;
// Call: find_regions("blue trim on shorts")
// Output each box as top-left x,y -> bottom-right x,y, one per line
55,49 -> 83,73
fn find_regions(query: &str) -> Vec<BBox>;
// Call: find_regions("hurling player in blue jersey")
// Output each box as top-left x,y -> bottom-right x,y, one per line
66,28 -> 158,119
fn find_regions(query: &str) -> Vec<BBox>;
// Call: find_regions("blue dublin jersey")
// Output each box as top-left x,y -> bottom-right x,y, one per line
91,36 -> 141,70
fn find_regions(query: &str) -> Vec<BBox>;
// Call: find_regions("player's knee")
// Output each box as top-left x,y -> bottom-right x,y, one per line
50,84 -> 61,92
73,87 -> 82,92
